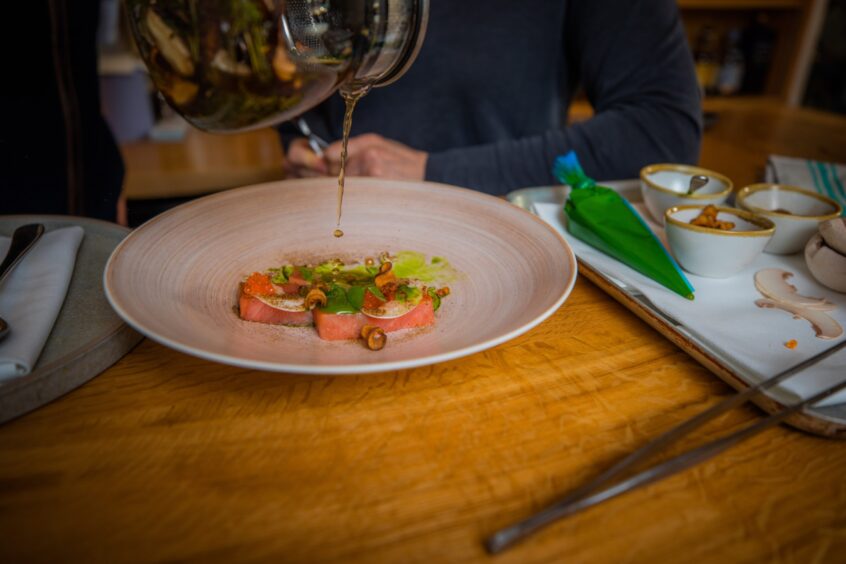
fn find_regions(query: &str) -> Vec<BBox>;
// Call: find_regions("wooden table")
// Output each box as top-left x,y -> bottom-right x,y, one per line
2,101 -> 846,563
121,127 -> 286,200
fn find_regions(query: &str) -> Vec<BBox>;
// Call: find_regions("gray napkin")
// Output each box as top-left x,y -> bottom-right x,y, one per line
0,226 -> 84,381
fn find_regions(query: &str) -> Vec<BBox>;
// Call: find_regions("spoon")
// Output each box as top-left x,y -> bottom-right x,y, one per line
686,174 -> 709,195
0,224 -> 46,341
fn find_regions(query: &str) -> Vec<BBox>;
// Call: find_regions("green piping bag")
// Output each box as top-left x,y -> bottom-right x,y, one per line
554,152 -> 695,300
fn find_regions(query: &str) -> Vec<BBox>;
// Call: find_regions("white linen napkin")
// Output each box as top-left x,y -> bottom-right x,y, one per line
0,226 -> 84,381
766,155 -> 846,212
534,202 -> 846,407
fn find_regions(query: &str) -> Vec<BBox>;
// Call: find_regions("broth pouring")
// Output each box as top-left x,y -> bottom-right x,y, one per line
333,84 -> 370,238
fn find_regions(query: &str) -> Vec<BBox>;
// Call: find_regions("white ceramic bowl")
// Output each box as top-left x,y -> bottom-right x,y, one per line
640,164 -> 733,224
736,184 -> 843,255
665,205 -> 775,278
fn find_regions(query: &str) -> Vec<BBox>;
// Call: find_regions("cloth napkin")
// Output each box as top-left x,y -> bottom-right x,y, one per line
766,155 -> 846,214
0,226 -> 84,381
534,202 -> 846,407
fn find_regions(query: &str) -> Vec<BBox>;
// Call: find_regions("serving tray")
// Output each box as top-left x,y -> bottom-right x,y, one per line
508,182 -> 846,438
0,216 -> 142,424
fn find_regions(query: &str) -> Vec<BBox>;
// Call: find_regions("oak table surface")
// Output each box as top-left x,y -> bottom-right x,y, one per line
2,102 -> 846,563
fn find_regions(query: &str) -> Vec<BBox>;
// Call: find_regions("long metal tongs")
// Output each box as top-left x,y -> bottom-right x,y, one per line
485,340 -> 846,554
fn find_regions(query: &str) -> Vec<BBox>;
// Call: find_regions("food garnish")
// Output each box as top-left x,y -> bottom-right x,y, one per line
784,339 -> 798,350
243,272 -> 274,296
304,288 -> 328,310
360,325 -> 387,351
237,252 -> 456,349
690,205 -> 735,230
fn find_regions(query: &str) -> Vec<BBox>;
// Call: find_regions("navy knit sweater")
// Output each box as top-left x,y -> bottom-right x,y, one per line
283,0 -> 702,195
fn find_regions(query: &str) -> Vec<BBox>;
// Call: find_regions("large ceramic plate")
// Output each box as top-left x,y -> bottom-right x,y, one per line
105,178 -> 577,374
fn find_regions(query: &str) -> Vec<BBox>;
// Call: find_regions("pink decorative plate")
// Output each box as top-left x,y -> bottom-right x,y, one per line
104,178 -> 577,374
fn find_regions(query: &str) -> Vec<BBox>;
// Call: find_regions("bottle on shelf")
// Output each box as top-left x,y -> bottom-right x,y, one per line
741,13 -> 776,94
693,26 -> 722,97
717,28 -> 745,96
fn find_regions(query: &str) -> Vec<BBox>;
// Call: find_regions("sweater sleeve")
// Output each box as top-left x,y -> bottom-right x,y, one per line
425,0 -> 702,195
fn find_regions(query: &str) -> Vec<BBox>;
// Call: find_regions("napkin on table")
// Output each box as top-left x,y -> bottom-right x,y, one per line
766,155 -> 846,214
0,226 -> 84,381
534,202 -> 846,408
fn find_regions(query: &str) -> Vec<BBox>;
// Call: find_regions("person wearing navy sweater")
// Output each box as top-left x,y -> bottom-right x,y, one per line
280,0 -> 702,195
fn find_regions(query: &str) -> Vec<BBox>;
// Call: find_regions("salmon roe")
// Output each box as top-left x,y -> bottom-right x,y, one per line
243,272 -> 274,296
784,339 -> 798,350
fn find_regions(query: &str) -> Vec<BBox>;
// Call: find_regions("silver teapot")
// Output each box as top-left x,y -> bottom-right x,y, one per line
124,0 -> 428,131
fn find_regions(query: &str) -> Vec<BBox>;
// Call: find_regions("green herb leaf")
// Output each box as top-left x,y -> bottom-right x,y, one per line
392,251 -> 457,283
320,285 -> 357,314
299,267 -> 314,282
427,287 -> 441,311
346,286 -> 365,311
269,267 -> 287,284
367,284 -> 385,301
396,284 -> 422,303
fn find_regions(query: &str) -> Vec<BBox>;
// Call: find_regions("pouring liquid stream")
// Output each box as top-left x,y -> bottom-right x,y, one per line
333,84 -> 370,238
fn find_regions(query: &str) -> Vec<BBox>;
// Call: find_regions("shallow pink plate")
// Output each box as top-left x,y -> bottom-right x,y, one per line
104,178 -> 577,374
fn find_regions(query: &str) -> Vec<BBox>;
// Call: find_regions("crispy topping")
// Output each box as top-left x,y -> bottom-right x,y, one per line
304,288 -> 328,310
360,325 -> 387,351
375,261 -> 397,290
690,205 -> 735,230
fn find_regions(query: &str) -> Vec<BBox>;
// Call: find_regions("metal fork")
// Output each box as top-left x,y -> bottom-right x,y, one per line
485,339 -> 846,554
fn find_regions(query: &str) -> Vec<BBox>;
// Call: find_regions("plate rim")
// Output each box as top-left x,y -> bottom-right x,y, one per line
104,178 -> 578,374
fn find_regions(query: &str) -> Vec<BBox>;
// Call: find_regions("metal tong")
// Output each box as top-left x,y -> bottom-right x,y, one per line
296,118 -> 330,158
485,340 -> 846,554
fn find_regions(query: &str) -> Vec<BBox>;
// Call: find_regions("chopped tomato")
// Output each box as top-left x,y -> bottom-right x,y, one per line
243,272 -> 274,297
362,288 -> 386,309
288,268 -> 309,286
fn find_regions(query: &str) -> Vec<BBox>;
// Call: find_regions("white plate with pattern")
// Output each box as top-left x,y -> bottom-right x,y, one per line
105,178 -> 577,374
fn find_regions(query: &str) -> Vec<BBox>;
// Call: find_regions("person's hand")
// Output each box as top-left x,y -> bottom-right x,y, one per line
324,133 -> 427,181
284,138 -> 329,178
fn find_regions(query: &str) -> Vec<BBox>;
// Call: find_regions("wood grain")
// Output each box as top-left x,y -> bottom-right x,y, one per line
1,278 -> 845,562
121,128 -> 286,200
699,98 -> 846,189
2,103 -> 846,563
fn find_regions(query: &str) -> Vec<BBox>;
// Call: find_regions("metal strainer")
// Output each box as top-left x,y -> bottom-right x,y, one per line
280,0 -> 428,87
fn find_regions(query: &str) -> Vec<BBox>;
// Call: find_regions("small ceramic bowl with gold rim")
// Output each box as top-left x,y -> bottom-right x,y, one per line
640,164 -> 733,224
736,184 -> 843,255
665,205 -> 775,278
